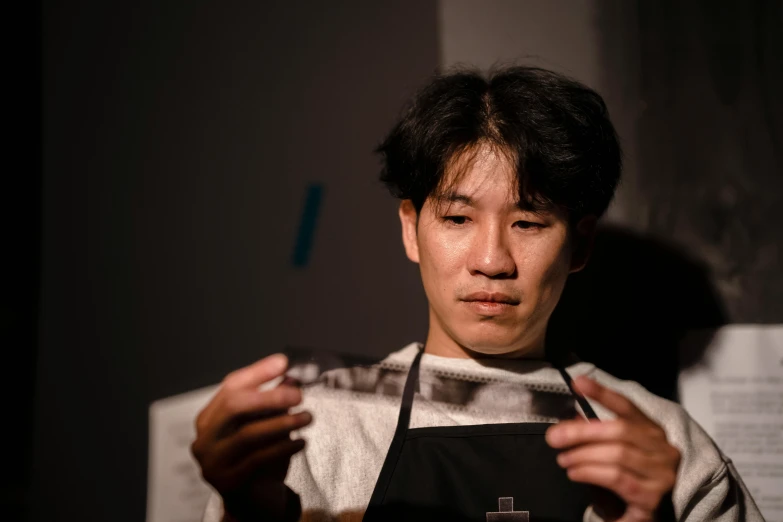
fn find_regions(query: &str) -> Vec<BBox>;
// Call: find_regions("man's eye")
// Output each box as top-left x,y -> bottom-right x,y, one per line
443,216 -> 468,225
515,221 -> 543,229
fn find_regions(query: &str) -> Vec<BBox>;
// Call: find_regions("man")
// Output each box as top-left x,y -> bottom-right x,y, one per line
192,66 -> 763,522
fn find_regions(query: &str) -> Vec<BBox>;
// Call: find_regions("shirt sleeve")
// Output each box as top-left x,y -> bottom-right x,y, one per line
677,460 -> 766,521
582,459 -> 765,522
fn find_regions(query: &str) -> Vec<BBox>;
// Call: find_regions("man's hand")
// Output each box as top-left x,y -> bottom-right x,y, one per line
191,354 -> 313,522
546,376 -> 681,522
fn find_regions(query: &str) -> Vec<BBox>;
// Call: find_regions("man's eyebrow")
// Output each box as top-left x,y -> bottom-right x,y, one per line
438,192 -> 475,206
515,199 -> 541,212
438,192 -> 551,214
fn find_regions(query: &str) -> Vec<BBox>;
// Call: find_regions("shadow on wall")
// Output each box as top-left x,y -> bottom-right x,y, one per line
547,224 -> 728,402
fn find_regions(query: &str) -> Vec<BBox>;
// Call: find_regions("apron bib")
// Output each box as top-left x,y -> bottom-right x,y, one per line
363,346 -> 600,522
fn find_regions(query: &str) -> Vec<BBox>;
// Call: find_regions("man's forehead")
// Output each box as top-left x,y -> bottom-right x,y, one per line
434,144 -> 556,214
438,164 -> 514,200
444,145 -> 515,181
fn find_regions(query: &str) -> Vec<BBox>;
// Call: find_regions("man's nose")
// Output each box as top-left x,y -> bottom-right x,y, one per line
467,224 -> 516,278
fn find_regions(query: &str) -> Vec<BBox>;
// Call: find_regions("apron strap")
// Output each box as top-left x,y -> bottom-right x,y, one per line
556,366 -> 600,421
547,347 -> 600,421
364,344 -> 425,515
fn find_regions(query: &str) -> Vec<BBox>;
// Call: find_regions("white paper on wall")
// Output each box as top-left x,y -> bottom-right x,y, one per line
679,325 -> 783,522
147,385 -> 219,522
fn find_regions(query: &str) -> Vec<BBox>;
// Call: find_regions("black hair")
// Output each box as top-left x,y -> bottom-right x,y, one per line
376,65 -> 622,223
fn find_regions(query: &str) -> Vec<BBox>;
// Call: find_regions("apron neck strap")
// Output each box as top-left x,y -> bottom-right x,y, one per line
555,366 -> 600,420
364,345 -> 426,514
546,347 -> 600,421
395,344 -> 425,435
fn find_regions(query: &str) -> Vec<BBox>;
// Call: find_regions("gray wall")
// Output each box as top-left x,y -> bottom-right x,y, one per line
632,0 -> 783,322
37,2 -> 437,521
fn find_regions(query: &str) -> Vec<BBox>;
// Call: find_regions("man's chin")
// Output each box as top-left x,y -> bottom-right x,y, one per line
456,336 -> 533,358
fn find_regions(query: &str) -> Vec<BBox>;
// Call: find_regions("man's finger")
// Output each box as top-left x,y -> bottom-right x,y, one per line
226,438 -> 307,489
216,411 -> 313,465
546,419 -> 663,452
565,463 -> 660,512
222,353 -> 290,391
208,385 -> 304,439
572,376 -> 646,421
556,442 -> 664,479
198,354 -> 290,425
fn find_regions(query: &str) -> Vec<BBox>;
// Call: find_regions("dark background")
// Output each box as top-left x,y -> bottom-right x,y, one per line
9,1 -> 782,521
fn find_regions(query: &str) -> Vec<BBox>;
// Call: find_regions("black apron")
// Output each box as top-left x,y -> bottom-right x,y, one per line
363,346 -> 602,522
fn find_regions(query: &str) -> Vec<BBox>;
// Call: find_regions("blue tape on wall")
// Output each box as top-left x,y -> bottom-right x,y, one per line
291,183 -> 324,268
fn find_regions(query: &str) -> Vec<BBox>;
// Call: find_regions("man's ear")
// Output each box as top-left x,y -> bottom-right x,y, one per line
399,200 -> 420,263
569,215 -> 597,273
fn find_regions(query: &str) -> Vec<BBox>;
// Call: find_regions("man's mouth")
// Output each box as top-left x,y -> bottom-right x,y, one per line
461,291 -> 520,305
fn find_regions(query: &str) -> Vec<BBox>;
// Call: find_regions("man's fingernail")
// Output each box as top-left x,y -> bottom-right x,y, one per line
546,427 -> 563,445
268,353 -> 288,371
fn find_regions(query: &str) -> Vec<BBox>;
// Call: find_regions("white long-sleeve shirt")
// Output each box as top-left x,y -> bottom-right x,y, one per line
203,343 -> 764,522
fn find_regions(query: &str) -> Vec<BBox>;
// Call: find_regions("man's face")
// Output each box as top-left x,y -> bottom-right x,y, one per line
399,145 -> 589,357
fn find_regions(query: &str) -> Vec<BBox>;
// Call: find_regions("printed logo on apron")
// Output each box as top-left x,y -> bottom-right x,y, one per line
486,497 -> 529,522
